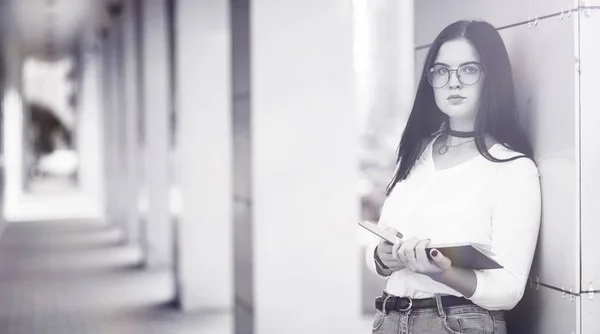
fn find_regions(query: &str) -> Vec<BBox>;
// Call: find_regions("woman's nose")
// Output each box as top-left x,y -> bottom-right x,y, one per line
448,71 -> 461,88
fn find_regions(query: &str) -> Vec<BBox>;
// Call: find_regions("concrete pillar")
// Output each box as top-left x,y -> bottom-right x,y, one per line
140,0 -> 173,268
173,0 -> 233,311
251,1 -> 361,333
353,0 -> 415,312
2,30 -> 25,220
354,0 -> 415,207
102,23 -> 126,228
120,0 -> 142,245
231,0 -> 253,332
111,17 -> 128,231
76,49 -> 105,217
101,31 -> 117,223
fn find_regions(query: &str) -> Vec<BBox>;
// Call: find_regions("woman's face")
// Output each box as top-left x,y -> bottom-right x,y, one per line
431,38 -> 485,124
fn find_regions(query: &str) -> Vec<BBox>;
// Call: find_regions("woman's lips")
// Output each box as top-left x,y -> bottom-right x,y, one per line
447,95 -> 466,103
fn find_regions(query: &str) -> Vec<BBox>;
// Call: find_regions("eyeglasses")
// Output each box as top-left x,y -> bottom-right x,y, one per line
426,62 -> 483,88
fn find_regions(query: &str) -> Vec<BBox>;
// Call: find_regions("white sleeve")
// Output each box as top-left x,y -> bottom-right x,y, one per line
366,161 -> 402,280
467,170 -> 541,310
365,202 -> 392,279
365,243 -> 390,279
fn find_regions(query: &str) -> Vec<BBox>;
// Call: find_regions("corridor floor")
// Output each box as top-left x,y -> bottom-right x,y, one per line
0,220 -> 232,334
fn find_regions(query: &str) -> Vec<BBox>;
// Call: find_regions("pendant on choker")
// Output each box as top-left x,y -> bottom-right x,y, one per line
438,145 -> 450,155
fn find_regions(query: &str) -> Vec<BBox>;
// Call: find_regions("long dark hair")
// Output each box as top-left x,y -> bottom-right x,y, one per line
387,20 -> 534,195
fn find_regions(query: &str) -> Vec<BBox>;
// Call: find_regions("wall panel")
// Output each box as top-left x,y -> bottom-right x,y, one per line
579,8 -> 600,334
581,292 -> 600,334
535,286 -> 578,334
414,0 -> 534,46
533,0 -> 578,18
579,6 -> 600,293
506,16 -> 579,291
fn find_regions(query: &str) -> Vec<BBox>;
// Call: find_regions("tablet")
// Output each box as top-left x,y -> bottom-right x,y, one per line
358,221 -> 401,244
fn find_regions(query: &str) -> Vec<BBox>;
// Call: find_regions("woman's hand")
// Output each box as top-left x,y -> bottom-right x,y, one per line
397,238 -> 452,276
376,227 -> 406,271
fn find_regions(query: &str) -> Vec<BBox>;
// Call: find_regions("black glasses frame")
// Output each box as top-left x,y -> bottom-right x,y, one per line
426,62 -> 484,88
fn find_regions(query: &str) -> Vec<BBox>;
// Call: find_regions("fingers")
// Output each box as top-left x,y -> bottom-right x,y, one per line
383,227 -> 402,245
377,236 -> 405,270
376,242 -> 397,265
379,227 -> 403,262
379,244 -> 400,261
378,251 -> 404,271
392,239 -> 402,260
415,239 -> 431,265
429,248 -> 452,270
398,238 -> 419,270
377,233 -> 449,274
378,240 -> 394,252
382,236 -> 453,275
385,227 -> 399,234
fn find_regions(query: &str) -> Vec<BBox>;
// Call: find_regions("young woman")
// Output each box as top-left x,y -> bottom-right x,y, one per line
366,20 -> 541,334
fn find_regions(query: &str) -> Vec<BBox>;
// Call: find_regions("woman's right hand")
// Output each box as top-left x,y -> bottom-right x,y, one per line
376,227 -> 406,271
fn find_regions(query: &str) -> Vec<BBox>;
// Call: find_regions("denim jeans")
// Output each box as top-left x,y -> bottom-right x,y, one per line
371,296 -> 507,334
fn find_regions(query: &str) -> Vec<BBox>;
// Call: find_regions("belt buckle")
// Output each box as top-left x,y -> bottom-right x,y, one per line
397,296 -> 413,312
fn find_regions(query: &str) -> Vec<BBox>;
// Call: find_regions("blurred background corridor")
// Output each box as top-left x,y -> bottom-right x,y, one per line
0,0 -> 394,332
0,0 -> 600,333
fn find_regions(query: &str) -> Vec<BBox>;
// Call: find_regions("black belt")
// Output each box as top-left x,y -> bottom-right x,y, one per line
375,292 -> 473,314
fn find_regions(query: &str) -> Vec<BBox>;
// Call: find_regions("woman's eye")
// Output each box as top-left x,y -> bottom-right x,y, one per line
436,67 -> 449,75
461,65 -> 479,74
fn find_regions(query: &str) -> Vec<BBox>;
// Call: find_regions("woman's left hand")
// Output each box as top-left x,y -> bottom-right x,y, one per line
396,238 -> 452,276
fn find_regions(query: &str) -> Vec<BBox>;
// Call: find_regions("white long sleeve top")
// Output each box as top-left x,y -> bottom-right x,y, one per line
366,134 -> 541,310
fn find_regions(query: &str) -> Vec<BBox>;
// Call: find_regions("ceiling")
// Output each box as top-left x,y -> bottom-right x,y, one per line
3,0 -> 119,61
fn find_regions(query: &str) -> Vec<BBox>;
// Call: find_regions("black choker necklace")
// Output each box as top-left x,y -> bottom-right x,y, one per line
446,128 -> 475,138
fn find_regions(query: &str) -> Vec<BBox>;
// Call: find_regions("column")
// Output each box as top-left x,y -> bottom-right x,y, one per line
110,16 -> 128,233
140,0 -> 172,268
2,29 -> 25,220
231,0 -> 253,332
103,24 -> 125,229
76,48 -> 105,217
101,30 -> 117,224
355,0 -> 415,205
174,0 -> 233,311
120,0 -> 142,245
251,1 -> 361,333
354,0 -> 414,312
